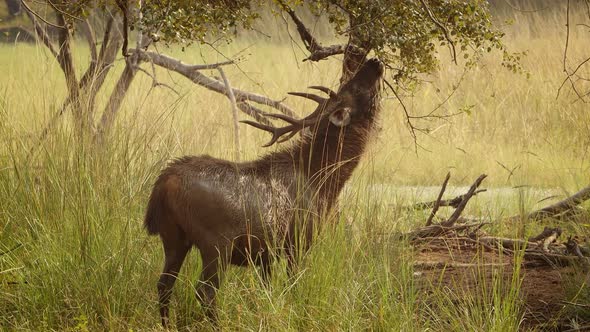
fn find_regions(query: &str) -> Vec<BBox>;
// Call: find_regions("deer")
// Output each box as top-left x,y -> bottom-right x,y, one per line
144,58 -> 384,327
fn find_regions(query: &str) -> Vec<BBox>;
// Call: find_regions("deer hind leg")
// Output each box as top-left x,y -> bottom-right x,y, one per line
157,230 -> 191,328
195,247 -> 224,322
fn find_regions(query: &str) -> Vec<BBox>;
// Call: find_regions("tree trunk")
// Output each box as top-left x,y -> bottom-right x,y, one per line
55,13 -> 89,133
97,57 -> 138,136
5,0 -> 21,16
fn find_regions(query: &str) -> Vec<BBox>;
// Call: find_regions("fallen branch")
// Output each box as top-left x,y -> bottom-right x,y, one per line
413,189 -> 487,210
408,222 -> 490,241
425,172 -> 450,226
441,174 -> 487,227
514,186 -> 590,221
414,261 -> 509,270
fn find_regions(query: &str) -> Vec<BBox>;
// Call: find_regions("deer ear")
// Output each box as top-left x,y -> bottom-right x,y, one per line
329,107 -> 352,127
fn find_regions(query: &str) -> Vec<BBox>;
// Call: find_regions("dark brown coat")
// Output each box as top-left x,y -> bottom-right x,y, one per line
145,58 -> 384,327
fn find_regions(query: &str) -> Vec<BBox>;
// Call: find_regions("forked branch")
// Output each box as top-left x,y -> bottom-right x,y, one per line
277,0 -> 363,62
134,49 -> 297,118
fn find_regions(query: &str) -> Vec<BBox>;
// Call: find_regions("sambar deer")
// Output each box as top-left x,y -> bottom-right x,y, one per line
145,58 -> 384,327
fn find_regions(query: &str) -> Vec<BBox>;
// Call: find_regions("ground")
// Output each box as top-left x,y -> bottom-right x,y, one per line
413,238 -> 588,331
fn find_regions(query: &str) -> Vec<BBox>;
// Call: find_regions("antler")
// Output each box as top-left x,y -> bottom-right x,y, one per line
309,85 -> 337,98
241,85 -> 335,147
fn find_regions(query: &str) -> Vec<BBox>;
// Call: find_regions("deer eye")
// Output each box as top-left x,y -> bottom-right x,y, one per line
328,107 -> 352,127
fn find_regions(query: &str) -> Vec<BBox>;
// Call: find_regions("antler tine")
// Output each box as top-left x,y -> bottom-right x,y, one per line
264,112 -> 326,125
240,120 -> 295,147
288,92 -> 327,104
308,85 -> 337,98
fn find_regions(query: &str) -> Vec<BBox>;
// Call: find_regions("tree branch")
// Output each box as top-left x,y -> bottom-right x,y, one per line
441,174 -> 488,227
23,7 -> 58,59
134,49 -> 297,118
217,67 -> 241,161
80,18 -> 98,65
277,0 -> 363,62
511,186 -> 590,221
20,0 -> 66,29
420,0 -> 457,65
425,172 -> 451,226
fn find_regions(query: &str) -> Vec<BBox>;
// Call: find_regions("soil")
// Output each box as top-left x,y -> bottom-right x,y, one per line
412,238 -> 588,331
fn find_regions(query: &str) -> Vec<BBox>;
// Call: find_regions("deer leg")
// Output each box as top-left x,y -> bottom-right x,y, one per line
259,251 -> 272,285
196,249 -> 223,322
157,238 -> 191,329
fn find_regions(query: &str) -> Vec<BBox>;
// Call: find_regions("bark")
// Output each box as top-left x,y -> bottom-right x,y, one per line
97,56 -> 139,135
521,186 -> 590,221
5,0 -> 21,16
217,67 -> 241,161
54,13 -> 87,132
97,1 -> 144,137
133,50 -> 297,117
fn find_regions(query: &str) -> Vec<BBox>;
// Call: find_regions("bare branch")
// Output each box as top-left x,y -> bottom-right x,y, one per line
425,172 -> 451,226
23,7 -> 58,59
185,60 -> 235,70
20,0 -> 66,29
511,186 -> 590,221
384,79 -> 419,149
441,174 -> 487,227
236,103 -> 272,126
277,0 -> 363,62
80,18 -> 98,65
115,0 -> 129,56
135,66 -> 179,95
217,68 -> 241,161
563,0 -> 571,73
420,0 -> 457,65
134,49 -> 297,117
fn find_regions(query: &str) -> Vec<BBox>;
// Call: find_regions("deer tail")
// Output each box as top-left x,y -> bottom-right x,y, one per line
144,182 -> 167,235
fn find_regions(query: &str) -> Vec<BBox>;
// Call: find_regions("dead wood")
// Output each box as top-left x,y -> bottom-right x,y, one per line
425,172 -> 450,226
413,189 -> 487,210
442,174 -> 487,227
405,176 -> 590,269
414,261 -> 509,270
408,222 -> 490,241
509,186 -> 590,222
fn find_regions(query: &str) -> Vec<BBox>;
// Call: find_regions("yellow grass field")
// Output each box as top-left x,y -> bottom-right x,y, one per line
1,3 -> 589,331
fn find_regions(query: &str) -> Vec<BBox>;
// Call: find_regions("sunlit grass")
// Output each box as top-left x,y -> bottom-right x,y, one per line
1,5 -> 589,330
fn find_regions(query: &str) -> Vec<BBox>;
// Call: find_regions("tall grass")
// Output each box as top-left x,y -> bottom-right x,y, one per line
1,3 -> 589,330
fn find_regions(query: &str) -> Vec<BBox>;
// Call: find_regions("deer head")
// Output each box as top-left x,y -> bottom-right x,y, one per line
242,58 -> 384,147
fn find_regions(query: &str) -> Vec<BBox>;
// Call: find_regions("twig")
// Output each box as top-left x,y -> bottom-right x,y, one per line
134,49 -> 297,118
442,174 -> 487,227
135,66 -> 179,95
560,300 -> 590,309
426,172 -> 451,226
414,261 -> 509,270
412,189 -> 487,210
20,0 -> 66,29
419,0 -> 457,65
276,0 -> 363,62
383,78 -> 419,149
217,67 -> 241,161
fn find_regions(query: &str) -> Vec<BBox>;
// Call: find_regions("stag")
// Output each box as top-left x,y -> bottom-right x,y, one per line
145,58 -> 384,327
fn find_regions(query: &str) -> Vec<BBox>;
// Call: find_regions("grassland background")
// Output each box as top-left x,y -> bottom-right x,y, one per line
0,1 -> 589,331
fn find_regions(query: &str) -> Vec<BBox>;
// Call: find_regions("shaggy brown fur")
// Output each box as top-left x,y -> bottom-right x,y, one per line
145,58 -> 384,327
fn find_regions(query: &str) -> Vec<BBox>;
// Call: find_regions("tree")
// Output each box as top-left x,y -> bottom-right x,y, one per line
20,0 -> 521,144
